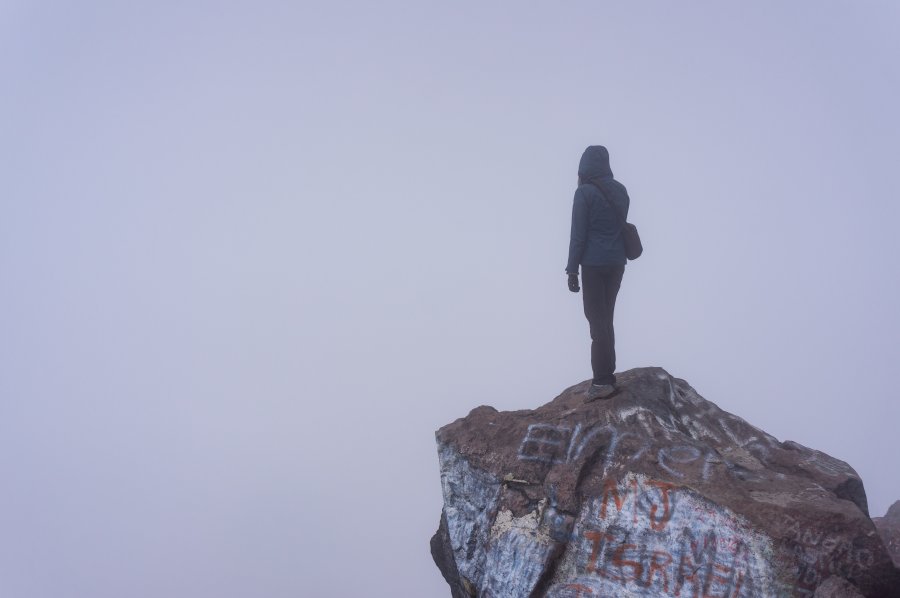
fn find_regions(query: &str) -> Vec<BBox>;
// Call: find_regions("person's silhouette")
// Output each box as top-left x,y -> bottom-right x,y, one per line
565,146 -> 630,400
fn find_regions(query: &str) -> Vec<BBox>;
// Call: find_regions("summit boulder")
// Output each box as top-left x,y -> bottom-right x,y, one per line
431,368 -> 899,597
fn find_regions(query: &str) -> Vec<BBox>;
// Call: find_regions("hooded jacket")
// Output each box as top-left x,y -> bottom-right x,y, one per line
565,145 -> 630,273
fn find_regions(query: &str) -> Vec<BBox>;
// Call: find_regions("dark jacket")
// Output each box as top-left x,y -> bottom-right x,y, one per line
566,145 -> 630,273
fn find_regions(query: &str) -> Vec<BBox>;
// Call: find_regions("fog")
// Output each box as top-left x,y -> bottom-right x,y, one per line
1,2 -> 898,596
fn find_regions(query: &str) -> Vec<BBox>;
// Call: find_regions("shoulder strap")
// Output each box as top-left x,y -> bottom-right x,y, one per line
588,179 -> 627,225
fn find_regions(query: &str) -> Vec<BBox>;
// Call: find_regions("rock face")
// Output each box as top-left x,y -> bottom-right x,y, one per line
814,576 -> 867,597
874,501 -> 900,568
431,368 -> 900,597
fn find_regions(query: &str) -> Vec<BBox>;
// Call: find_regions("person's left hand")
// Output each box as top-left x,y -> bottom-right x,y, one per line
567,273 -> 580,293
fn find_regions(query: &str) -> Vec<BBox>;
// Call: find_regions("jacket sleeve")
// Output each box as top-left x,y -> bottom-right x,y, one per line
566,188 -> 589,274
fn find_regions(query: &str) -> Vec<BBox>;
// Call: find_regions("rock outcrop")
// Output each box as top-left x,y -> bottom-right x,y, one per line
874,501 -> 900,569
431,368 -> 900,597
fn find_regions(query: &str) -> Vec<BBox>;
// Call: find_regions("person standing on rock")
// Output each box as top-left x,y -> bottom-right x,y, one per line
566,145 -> 629,401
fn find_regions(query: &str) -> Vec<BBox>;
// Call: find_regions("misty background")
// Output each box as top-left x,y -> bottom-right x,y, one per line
2,2 -> 899,596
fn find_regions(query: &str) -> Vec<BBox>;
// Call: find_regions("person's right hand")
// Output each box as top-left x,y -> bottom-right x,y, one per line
567,273 -> 580,293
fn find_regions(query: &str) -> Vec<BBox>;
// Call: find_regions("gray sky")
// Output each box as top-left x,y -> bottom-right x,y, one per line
2,2 -> 898,596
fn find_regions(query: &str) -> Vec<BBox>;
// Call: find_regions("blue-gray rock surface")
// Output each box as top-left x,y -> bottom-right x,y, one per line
431,368 -> 900,597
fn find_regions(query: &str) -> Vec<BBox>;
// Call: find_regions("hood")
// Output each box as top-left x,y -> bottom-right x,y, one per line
578,145 -> 613,181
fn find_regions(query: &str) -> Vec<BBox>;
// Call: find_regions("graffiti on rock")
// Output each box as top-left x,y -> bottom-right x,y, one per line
516,419 -> 771,483
547,473 -> 776,597
437,444 -> 501,592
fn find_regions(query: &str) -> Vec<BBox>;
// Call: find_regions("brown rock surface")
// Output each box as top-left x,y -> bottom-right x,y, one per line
431,368 -> 900,597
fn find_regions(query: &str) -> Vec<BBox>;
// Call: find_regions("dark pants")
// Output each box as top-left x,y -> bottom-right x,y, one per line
582,264 -> 625,385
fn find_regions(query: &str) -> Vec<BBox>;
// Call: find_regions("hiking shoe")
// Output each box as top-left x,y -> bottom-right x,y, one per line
587,383 -> 616,401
